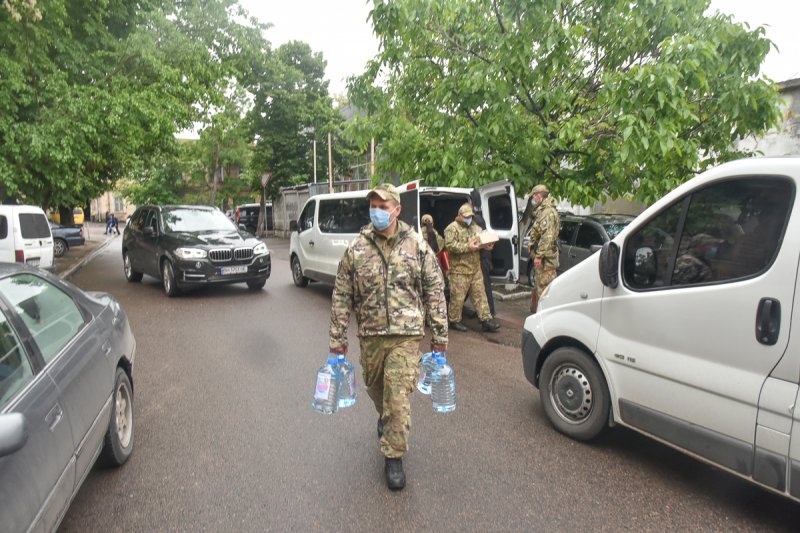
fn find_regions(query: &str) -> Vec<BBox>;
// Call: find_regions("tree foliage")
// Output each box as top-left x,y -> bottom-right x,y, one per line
349,0 -> 782,205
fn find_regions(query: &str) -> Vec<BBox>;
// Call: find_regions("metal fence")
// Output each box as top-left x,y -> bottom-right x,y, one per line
272,179 -> 371,238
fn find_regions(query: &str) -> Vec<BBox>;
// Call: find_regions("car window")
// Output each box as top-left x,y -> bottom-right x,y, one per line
602,222 -> 630,240
143,210 -> 158,232
18,213 -> 51,239
298,200 -> 315,232
0,309 -> 33,410
318,198 -> 369,234
0,216 -> 7,239
575,223 -> 604,249
624,177 -> 794,289
559,220 -> 578,245
0,274 -> 86,363
487,195 -> 513,230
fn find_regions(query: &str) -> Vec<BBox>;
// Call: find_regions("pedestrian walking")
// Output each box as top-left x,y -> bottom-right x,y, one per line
104,211 -> 112,234
528,184 -> 560,313
111,214 -> 121,235
329,183 -> 448,491
444,203 -> 500,332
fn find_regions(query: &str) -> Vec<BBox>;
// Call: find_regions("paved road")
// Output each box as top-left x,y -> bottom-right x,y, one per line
59,238 -> 799,532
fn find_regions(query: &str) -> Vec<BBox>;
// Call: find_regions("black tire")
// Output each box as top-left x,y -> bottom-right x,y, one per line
161,259 -> 180,297
291,256 -> 309,287
247,278 -> 267,290
99,367 -> 134,467
53,238 -> 68,258
539,347 -> 610,441
123,251 -> 143,282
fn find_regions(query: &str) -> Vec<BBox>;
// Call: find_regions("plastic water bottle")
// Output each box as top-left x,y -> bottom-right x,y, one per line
312,355 -> 341,414
416,352 -> 437,395
430,353 -> 456,413
336,354 -> 357,408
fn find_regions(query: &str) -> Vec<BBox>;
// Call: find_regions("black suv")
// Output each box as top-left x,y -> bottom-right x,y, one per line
520,213 -> 635,282
236,202 -> 273,234
122,205 -> 271,296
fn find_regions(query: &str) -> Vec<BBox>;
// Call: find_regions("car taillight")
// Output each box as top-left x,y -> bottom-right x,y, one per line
236,207 -> 241,222
15,250 -> 24,263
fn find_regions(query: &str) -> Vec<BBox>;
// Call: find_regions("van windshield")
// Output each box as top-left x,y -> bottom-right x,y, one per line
19,213 -> 51,239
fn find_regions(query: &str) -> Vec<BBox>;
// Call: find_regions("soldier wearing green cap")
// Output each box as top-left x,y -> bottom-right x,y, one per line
528,184 -> 560,311
328,182 -> 448,491
444,203 -> 500,332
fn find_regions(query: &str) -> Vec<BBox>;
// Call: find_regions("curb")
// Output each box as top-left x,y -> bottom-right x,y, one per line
60,238 -> 114,280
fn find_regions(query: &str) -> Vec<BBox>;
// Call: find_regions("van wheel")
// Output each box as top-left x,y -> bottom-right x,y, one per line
99,367 -> 134,466
53,238 -> 68,258
539,347 -> 610,441
162,260 -> 180,297
291,256 -> 309,287
123,252 -> 143,282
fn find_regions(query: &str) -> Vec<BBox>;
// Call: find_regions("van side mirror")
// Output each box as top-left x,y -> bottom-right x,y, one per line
289,220 -> 298,232
598,241 -> 619,288
0,413 -> 28,457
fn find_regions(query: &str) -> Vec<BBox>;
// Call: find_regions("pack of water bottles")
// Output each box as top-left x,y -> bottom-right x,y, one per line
312,353 -> 357,414
417,351 -> 456,413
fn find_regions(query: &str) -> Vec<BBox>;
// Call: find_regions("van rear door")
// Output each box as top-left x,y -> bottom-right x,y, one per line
397,181 -> 421,232
477,180 -> 519,282
15,208 -> 54,271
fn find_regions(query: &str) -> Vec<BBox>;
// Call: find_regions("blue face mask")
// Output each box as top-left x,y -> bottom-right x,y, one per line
463,217 -> 473,226
370,207 -> 394,230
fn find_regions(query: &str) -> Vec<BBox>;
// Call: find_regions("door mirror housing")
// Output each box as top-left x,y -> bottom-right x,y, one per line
598,241 -> 620,288
0,413 -> 28,457
289,220 -> 298,232
143,226 -> 155,236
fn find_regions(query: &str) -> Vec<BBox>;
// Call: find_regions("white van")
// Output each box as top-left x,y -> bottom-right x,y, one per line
522,157 -> 800,502
289,181 -> 519,287
0,206 -> 55,271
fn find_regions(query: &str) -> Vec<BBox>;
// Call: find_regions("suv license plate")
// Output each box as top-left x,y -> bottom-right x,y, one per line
221,265 -> 247,275
27,259 -> 40,267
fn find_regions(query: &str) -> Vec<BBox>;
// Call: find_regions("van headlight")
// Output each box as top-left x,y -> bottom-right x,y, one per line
175,248 -> 207,259
253,242 -> 268,255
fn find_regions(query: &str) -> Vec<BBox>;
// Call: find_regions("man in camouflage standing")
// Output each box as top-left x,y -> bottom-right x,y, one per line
444,203 -> 500,332
329,183 -> 448,491
528,184 -> 560,312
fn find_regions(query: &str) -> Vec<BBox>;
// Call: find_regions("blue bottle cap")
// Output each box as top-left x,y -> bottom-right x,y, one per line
336,353 -> 346,362
327,355 -> 339,365
435,354 -> 446,364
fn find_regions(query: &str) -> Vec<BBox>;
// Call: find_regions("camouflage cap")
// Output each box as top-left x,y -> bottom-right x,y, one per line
458,203 -> 474,217
421,214 -> 434,225
689,233 -> 724,248
367,183 -> 400,204
530,184 -> 549,195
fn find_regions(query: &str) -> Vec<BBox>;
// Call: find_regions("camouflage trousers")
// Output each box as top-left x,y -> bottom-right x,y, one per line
359,334 -> 423,459
535,267 -> 557,301
448,271 -> 492,322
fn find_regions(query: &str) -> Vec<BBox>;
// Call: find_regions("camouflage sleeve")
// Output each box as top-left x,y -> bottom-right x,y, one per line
420,242 -> 448,345
329,247 -> 354,352
445,224 -> 472,254
535,209 -> 559,260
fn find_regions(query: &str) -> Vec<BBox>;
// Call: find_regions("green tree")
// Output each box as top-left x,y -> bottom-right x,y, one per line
349,0 -> 782,205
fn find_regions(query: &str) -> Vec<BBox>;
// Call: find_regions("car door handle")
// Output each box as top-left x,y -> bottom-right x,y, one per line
45,403 -> 63,432
756,297 -> 781,345
309,241 -> 315,247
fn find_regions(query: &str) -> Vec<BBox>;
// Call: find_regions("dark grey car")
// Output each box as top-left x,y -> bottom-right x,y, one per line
0,263 -> 136,532
520,214 -> 635,283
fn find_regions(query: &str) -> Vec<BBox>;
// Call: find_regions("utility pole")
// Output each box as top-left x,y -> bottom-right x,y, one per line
313,140 -> 317,183
370,137 -> 375,178
327,132 -> 333,193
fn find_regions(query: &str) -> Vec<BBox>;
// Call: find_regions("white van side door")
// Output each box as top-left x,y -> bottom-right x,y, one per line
397,181 -> 421,233
597,174 -> 797,480
477,180 -> 519,282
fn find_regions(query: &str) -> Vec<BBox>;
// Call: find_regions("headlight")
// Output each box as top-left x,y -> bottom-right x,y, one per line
175,248 -> 207,259
253,242 -> 268,255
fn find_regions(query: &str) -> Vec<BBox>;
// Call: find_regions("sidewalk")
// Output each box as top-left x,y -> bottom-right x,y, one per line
55,221 -> 117,280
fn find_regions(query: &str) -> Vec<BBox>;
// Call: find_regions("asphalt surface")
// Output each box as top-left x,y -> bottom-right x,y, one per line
56,235 -> 799,532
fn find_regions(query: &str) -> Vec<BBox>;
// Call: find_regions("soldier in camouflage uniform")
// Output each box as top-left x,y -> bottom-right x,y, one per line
528,184 -> 560,310
329,183 -> 448,491
444,204 -> 500,332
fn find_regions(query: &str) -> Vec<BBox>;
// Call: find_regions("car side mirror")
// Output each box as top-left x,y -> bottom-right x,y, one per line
598,241 -> 619,288
0,413 -> 28,457
238,223 -> 247,232
289,220 -> 298,232
589,244 -> 602,254
143,226 -> 155,236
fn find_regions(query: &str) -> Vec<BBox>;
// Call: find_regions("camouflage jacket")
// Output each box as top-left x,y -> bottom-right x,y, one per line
444,220 -> 482,275
329,220 -> 448,352
421,225 -> 444,253
529,196 -> 560,269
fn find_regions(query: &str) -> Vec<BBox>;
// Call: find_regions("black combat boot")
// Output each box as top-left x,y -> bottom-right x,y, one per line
385,458 -> 406,490
449,321 -> 468,332
481,319 -> 500,332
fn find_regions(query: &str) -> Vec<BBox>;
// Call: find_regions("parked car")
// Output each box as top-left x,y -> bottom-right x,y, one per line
49,221 -> 86,257
289,181 -> 519,287
522,157 -> 800,503
236,202 -> 273,234
520,213 -> 635,283
49,207 -> 84,226
122,205 -> 271,296
0,263 -> 136,532
0,205 -> 55,271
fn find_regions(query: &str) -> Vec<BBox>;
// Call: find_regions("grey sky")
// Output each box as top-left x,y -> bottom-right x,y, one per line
238,0 -> 798,96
